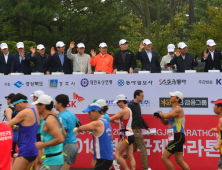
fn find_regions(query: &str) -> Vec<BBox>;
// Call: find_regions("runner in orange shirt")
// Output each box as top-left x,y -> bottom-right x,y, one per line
90,42 -> 113,74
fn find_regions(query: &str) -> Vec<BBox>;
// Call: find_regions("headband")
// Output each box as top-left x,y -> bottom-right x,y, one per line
12,99 -> 27,106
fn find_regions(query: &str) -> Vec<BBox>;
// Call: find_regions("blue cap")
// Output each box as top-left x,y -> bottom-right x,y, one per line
82,103 -> 101,113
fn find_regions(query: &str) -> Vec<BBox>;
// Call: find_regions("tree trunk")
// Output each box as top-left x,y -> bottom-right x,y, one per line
20,15 -> 26,41
167,0 -> 180,46
143,0 -> 151,39
154,0 -> 160,52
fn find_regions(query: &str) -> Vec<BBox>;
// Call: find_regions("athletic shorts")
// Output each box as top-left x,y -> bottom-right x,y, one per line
18,155 -> 37,162
120,134 -> 135,145
218,155 -> 222,169
94,159 -> 113,170
165,133 -> 185,154
40,165 -> 63,170
63,143 -> 78,165
37,134 -> 41,142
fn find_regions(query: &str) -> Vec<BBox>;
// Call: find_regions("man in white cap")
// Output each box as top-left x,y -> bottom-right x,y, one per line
11,42 -> 32,75
166,42 -> 198,72
50,41 -> 72,74
153,91 -> 189,170
0,43 -> 14,75
113,39 -> 136,74
90,42 -> 113,74
110,94 -> 135,170
135,39 -> 161,73
67,41 -> 92,73
161,44 -> 177,71
30,45 -> 52,74
201,39 -> 222,72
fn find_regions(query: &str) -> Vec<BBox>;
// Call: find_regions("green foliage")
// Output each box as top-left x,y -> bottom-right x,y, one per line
119,6 -> 188,68
188,5 -> 222,58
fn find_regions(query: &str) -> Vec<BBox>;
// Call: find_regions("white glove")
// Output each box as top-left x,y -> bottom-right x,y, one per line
73,127 -> 80,136
89,147 -> 94,154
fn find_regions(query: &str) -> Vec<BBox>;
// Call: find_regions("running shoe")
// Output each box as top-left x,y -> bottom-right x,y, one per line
113,160 -> 120,170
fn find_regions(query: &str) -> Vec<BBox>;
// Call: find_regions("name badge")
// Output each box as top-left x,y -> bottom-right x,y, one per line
167,129 -> 174,141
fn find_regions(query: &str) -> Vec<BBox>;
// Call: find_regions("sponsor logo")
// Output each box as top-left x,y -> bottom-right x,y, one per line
117,79 -> 124,86
49,79 -> 58,88
14,81 -> 24,88
67,92 -> 85,108
73,92 -> 85,102
81,78 -> 89,87
199,80 -> 213,84
159,79 -> 186,85
106,99 -> 150,107
159,98 -> 208,108
216,79 -> 222,85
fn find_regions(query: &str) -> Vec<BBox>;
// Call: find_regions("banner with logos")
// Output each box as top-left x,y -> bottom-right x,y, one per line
0,73 -> 220,169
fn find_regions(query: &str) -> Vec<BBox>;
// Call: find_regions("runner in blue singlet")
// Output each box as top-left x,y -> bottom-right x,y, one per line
7,93 -> 39,170
75,103 -> 113,170
153,91 -> 190,170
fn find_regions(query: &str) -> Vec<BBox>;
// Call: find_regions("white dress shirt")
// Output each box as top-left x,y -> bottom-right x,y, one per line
145,50 -> 152,61
4,53 -> 9,63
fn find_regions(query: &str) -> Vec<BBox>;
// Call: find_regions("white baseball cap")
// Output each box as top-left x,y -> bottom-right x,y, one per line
143,39 -> 152,45
37,44 -> 45,50
206,39 -> 216,46
167,44 -> 175,52
96,99 -> 107,107
31,95 -> 53,105
1,43 -> 8,49
113,94 -> 127,104
56,41 -> 65,47
17,42 -> 24,48
30,90 -> 45,97
99,42 -> 108,48
119,39 -> 128,45
178,42 -> 187,49
77,43 -> 85,48
169,91 -> 183,100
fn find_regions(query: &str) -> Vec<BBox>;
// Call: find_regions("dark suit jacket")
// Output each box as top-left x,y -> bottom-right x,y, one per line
168,52 -> 198,72
113,50 -> 136,72
50,51 -> 72,74
31,54 -> 52,74
135,50 -> 160,73
0,53 -> 14,75
201,49 -> 222,72
11,52 -> 32,75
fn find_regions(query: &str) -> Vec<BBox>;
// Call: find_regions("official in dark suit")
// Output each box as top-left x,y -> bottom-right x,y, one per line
30,44 -> 52,74
201,39 -> 222,72
135,39 -> 160,73
0,43 -> 14,75
11,42 -> 32,75
113,39 -> 136,73
167,42 -> 198,72
50,41 -> 72,74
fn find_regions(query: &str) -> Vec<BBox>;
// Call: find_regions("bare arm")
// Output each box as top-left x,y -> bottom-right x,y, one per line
7,110 -> 26,127
160,118 -> 169,125
110,110 -> 126,122
77,121 -> 98,132
159,108 -> 183,119
5,108 -> 13,121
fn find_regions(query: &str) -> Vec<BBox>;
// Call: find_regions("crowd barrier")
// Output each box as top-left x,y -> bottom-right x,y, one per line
0,73 -> 220,169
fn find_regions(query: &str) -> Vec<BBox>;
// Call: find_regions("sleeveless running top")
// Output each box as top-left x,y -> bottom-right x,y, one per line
168,106 -> 185,133
40,114 -> 64,166
37,119 -> 44,134
217,117 -> 222,155
119,107 -> 133,136
93,119 -> 113,161
18,107 -> 38,157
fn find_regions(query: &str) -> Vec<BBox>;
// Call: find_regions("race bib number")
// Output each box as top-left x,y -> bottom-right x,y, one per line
167,129 -> 174,141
